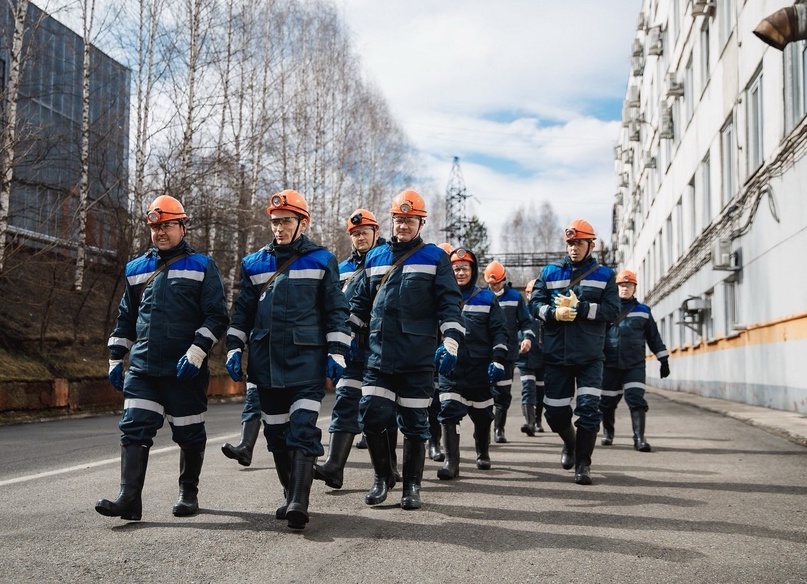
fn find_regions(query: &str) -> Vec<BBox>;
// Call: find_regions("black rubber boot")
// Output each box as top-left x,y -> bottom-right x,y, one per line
273,451 -> 293,520
535,404 -> 545,433
558,425 -> 576,470
601,407 -> 616,446
473,420 -> 492,470
493,408 -> 508,444
388,426 -> 402,483
520,404 -> 536,437
95,444 -> 150,521
401,438 -> 426,510
631,409 -> 652,452
355,434 -> 368,449
364,430 -> 395,505
428,421 -> 444,462
437,424 -> 460,480
286,451 -> 317,530
574,428 -> 597,485
172,448 -> 205,517
221,418 -> 261,466
313,432 -> 354,489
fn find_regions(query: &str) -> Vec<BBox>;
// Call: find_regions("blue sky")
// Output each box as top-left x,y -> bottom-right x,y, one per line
341,0 -> 642,252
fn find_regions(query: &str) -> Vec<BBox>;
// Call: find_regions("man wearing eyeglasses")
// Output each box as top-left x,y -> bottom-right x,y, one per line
314,208 -> 398,491
348,189 -> 465,510
225,189 -> 350,530
528,219 -> 619,485
97,195 -> 228,522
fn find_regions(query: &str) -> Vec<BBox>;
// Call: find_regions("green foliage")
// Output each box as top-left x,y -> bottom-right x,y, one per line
462,216 -> 489,257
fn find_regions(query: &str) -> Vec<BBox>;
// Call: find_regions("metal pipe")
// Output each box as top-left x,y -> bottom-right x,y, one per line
753,3 -> 807,50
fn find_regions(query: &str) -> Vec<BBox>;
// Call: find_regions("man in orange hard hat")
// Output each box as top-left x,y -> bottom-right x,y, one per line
314,208 -> 398,490
516,279 -> 546,435
483,261 -> 534,444
225,189 -> 351,530
601,269 -> 669,452
97,195 -> 228,521
349,189 -> 465,510
528,219 -> 619,485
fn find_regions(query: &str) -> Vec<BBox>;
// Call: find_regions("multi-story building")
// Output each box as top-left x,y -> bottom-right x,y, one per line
1,1 -> 130,257
612,0 -> 807,413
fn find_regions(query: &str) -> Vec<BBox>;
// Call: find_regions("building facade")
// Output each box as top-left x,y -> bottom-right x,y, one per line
613,0 -> 807,413
1,1 -> 130,258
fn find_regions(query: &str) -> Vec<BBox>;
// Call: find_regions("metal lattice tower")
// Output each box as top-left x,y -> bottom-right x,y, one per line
442,156 -> 471,246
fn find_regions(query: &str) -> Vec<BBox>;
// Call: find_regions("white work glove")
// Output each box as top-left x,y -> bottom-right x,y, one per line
519,338 -> 532,354
555,306 -> 577,322
177,344 -> 206,381
554,290 -> 579,308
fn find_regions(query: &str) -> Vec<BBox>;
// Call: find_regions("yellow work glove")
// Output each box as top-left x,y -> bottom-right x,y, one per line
555,306 -> 577,322
554,290 -> 580,309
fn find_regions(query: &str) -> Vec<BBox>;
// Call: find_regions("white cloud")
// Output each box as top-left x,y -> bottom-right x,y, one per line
341,0 -> 641,252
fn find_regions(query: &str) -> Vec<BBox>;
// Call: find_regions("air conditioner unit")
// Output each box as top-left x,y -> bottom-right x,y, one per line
632,38 -> 644,57
637,12 -> 646,31
647,27 -> 663,56
627,85 -> 640,107
631,55 -> 645,77
691,0 -> 715,17
712,237 -> 731,269
628,120 -> 641,141
615,191 -> 624,205
614,145 -> 622,160
620,234 -> 629,245
625,218 -> 635,231
619,172 -> 630,188
622,104 -> 632,127
622,148 -> 634,164
665,72 -> 684,97
660,107 -> 674,139
643,151 -> 657,169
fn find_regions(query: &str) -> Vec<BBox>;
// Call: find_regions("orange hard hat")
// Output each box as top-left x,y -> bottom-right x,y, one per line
616,269 -> 638,285
146,195 -> 188,224
266,189 -> 310,220
564,219 -> 596,241
347,208 -> 379,233
437,242 -> 454,254
525,278 -> 537,295
390,189 -> 427,217
484,261 -> 506,284
449,247 -> 477,265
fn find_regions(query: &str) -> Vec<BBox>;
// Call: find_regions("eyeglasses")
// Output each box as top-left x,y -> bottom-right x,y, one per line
149,221 -> 181,233
350,227 -> 375,238
270,217 -> 299,228
392,216 -> 420,226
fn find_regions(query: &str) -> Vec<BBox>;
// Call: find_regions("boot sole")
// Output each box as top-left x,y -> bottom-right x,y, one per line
286,506 -> 309,529
437,469 -> 458,480
95,501 -> 141,521
221,446 -> 251,467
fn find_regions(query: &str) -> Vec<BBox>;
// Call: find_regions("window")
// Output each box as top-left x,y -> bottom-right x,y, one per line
704,290 -> 714,341
688,177 -> 697,243
665,215 -> 673,269
784,40 -> 807,132
700,20 -> 711,91
724,280 -> 739,335
747,71 -> 764,173
717,0 -> 735,49
701,155 -> 712,227
720,119 -> 736,206
685,55 -> 694,122
674,198 -> 684,260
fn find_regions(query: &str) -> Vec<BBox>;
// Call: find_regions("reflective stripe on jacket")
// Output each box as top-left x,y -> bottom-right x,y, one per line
604,297 -> 668,369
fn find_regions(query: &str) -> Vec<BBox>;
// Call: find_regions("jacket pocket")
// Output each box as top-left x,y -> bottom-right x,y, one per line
401,318 -> 438,340
292,326 -> 324,346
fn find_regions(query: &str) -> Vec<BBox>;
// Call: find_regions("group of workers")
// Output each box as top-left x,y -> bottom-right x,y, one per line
95,188 -> 670,530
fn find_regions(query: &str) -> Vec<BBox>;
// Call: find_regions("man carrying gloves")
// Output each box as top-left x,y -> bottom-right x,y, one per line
600,270 -> 670,452
348,189 -> 465,510
225,189 -> 350,530
97,195 -> 228,521
529,219 -> 619,485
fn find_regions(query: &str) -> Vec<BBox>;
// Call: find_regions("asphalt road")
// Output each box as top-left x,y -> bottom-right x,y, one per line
1,391 -> 806,583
